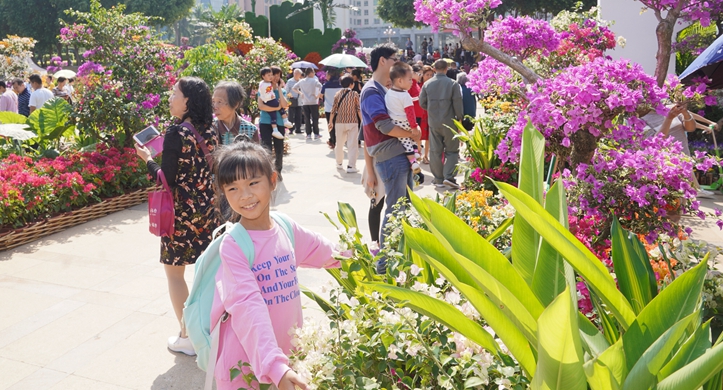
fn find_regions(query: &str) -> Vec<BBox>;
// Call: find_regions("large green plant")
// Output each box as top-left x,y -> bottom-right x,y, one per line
270,1 -> 313,50
292,28 -> 341,59
359,122 -> 723,389
178,41 -> 237,89
0,98 -> 77,156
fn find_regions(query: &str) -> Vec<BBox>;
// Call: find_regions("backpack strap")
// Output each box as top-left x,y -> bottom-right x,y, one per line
271,212 -> 295,247
226,223 -> 255,267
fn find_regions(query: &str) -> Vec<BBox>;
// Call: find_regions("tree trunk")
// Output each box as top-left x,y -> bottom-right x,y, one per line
654,18 -> 675,87
458,31 -> 540,85
570,130 -> 598,168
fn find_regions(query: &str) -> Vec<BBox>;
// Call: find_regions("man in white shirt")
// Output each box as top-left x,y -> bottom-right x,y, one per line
0,81 -> 18,113
28,74 -> 54,113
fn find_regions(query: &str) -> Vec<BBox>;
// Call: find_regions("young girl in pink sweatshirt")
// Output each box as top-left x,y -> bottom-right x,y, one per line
210,140 -> 340,390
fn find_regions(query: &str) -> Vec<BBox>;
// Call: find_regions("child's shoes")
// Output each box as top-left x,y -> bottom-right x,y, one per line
272,128 -> 285,139
283,118 -> 295,129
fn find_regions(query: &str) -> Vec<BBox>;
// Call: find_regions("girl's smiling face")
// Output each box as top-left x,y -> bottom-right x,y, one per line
223,171 -> 277,230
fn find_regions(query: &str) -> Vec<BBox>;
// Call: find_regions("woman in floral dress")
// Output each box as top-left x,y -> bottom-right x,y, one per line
135,76 -> 219,355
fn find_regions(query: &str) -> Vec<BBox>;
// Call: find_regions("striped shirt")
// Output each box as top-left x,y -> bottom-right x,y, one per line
331,88 -> 360,124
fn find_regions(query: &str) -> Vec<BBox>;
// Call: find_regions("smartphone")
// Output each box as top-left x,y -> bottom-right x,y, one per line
133,126 -> 160,145
134,126 -> 163,157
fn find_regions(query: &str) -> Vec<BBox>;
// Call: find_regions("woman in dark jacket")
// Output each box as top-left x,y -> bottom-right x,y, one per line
135,76 -> 219,355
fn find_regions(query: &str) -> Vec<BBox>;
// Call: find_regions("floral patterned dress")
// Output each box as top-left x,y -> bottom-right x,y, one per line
147,123 -> 219,266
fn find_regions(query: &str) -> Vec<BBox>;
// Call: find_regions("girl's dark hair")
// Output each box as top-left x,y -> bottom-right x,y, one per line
270,65 -> 282,76
215,81 -> 246,114
260,67 -> 272,77
177,76 -> 213,130
213,140 -> 276,222
351,69 -> 362,78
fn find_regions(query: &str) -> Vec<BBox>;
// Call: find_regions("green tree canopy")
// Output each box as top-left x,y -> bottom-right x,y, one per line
377,0 -> 423,28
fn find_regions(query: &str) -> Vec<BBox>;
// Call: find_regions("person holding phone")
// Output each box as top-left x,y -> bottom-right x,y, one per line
134,76 -> 220,356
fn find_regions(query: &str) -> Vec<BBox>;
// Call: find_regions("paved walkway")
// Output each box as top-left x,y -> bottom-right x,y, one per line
1,124 -> 722,389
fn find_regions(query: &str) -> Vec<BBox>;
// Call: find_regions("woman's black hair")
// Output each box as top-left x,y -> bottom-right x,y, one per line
340,75 -> 353,88
351,69 -> 362,79
177,76 -> 213,130
214,80 -> 246,114
213,139 -> 276,222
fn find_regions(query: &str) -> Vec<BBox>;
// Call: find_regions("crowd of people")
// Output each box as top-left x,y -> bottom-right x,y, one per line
0,73 -> 75,115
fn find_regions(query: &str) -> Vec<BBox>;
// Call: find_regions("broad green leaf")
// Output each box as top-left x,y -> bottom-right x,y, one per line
590,288 -> 620,346
611,219 -> 657,314
701,322 -> 723,390
337,202 -> 360,236
363,282 -> 503,356
578,312 -> 611,359
531,286 -> 586,390
496,181 -> 636,329
415,249 -> 537,376
408,191 -> 431,221
532,181 -> 570,306
658,320 -> 711,381
584,341 -> 625,390
512,121 -> 545,285
410,250 -> 436,286
37,98 -> 71,140
27,109 -> 41,135
622,260 -> 707,373
0,111 -> 29,124
485,217 -> 513,244
420,198 -> 545,320
403,222 -> 539,345
655,340 -> 723,390
622,311 -> 698,390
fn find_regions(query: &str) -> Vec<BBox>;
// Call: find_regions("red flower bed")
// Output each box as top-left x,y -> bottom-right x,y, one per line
0,145 -> 151,229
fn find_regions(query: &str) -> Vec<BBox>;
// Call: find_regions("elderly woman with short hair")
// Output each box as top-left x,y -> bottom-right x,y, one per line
212,81 -> 260,144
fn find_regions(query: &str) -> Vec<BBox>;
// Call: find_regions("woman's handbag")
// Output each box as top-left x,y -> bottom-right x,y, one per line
148,170 -> 175,237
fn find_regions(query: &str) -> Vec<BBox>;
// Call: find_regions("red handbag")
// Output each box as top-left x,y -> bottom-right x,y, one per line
148,170 -> 175,237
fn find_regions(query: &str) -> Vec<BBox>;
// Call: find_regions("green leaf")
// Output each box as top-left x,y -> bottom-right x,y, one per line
584,341 -> 624,390
611,219 -> 657,314
658,320 -> 711,381
622,311 -> 698,390
578,312 -> 611,359
485,217 -> 513,244
589,287 -> 620,346
404,224 -> 537,375
465,377 -> 486,388
300,284 -> 347,319
0,111 -> 29,124
532,181 -> 570,306
531,286 -> 586,390
37,98 -> 72,140
621,260 -> 707,373
655,340 -> 723,390
362,282 -> 502,356
495,181 -> 636,330
416,197 -> 545,321
404,221 -> 543,343
512,121 -> 545,285
337,202 -> 360,232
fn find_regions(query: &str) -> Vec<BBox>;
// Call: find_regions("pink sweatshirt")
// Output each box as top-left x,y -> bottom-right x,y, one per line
211,218 -> 339,389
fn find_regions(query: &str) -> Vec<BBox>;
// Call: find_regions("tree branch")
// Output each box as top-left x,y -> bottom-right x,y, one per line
458,31 -> 541,84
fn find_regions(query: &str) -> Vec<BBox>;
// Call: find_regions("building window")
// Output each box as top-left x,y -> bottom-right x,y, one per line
364,18 -> 369,25
356,1 -> 361,5
364,1 -> 368,5
374,18 -> 379,24
364,9 -> 368,15
373,0 -> 378,4
356,19 -> 361,25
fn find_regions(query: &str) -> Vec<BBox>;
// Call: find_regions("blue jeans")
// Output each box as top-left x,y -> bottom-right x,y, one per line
375,154 -> 413,273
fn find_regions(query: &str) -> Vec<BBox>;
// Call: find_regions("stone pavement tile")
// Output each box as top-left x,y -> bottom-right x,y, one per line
69,289 -> 152,312
0,287 -> 62,332
5,368 -> 68,390
11,260 -> 120,289
49,375 -> 132,390
0,255 -> 43,275
46,312 -> 157,374
0,275 -> 82,299
0,299 -> 85,349
137,295 -> 175,318
74,316 -> 207,389
0,358 -> 40,390
107,275 -> 170,300
0,303 -> 131,366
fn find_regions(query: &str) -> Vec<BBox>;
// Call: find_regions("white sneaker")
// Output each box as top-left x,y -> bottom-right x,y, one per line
346,166 -> 358,173
336,163 -> 344,170
283,118 -> 294,129
168,335 -> 196,356
697,189 -> 716,199
271,129 -> 285,139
